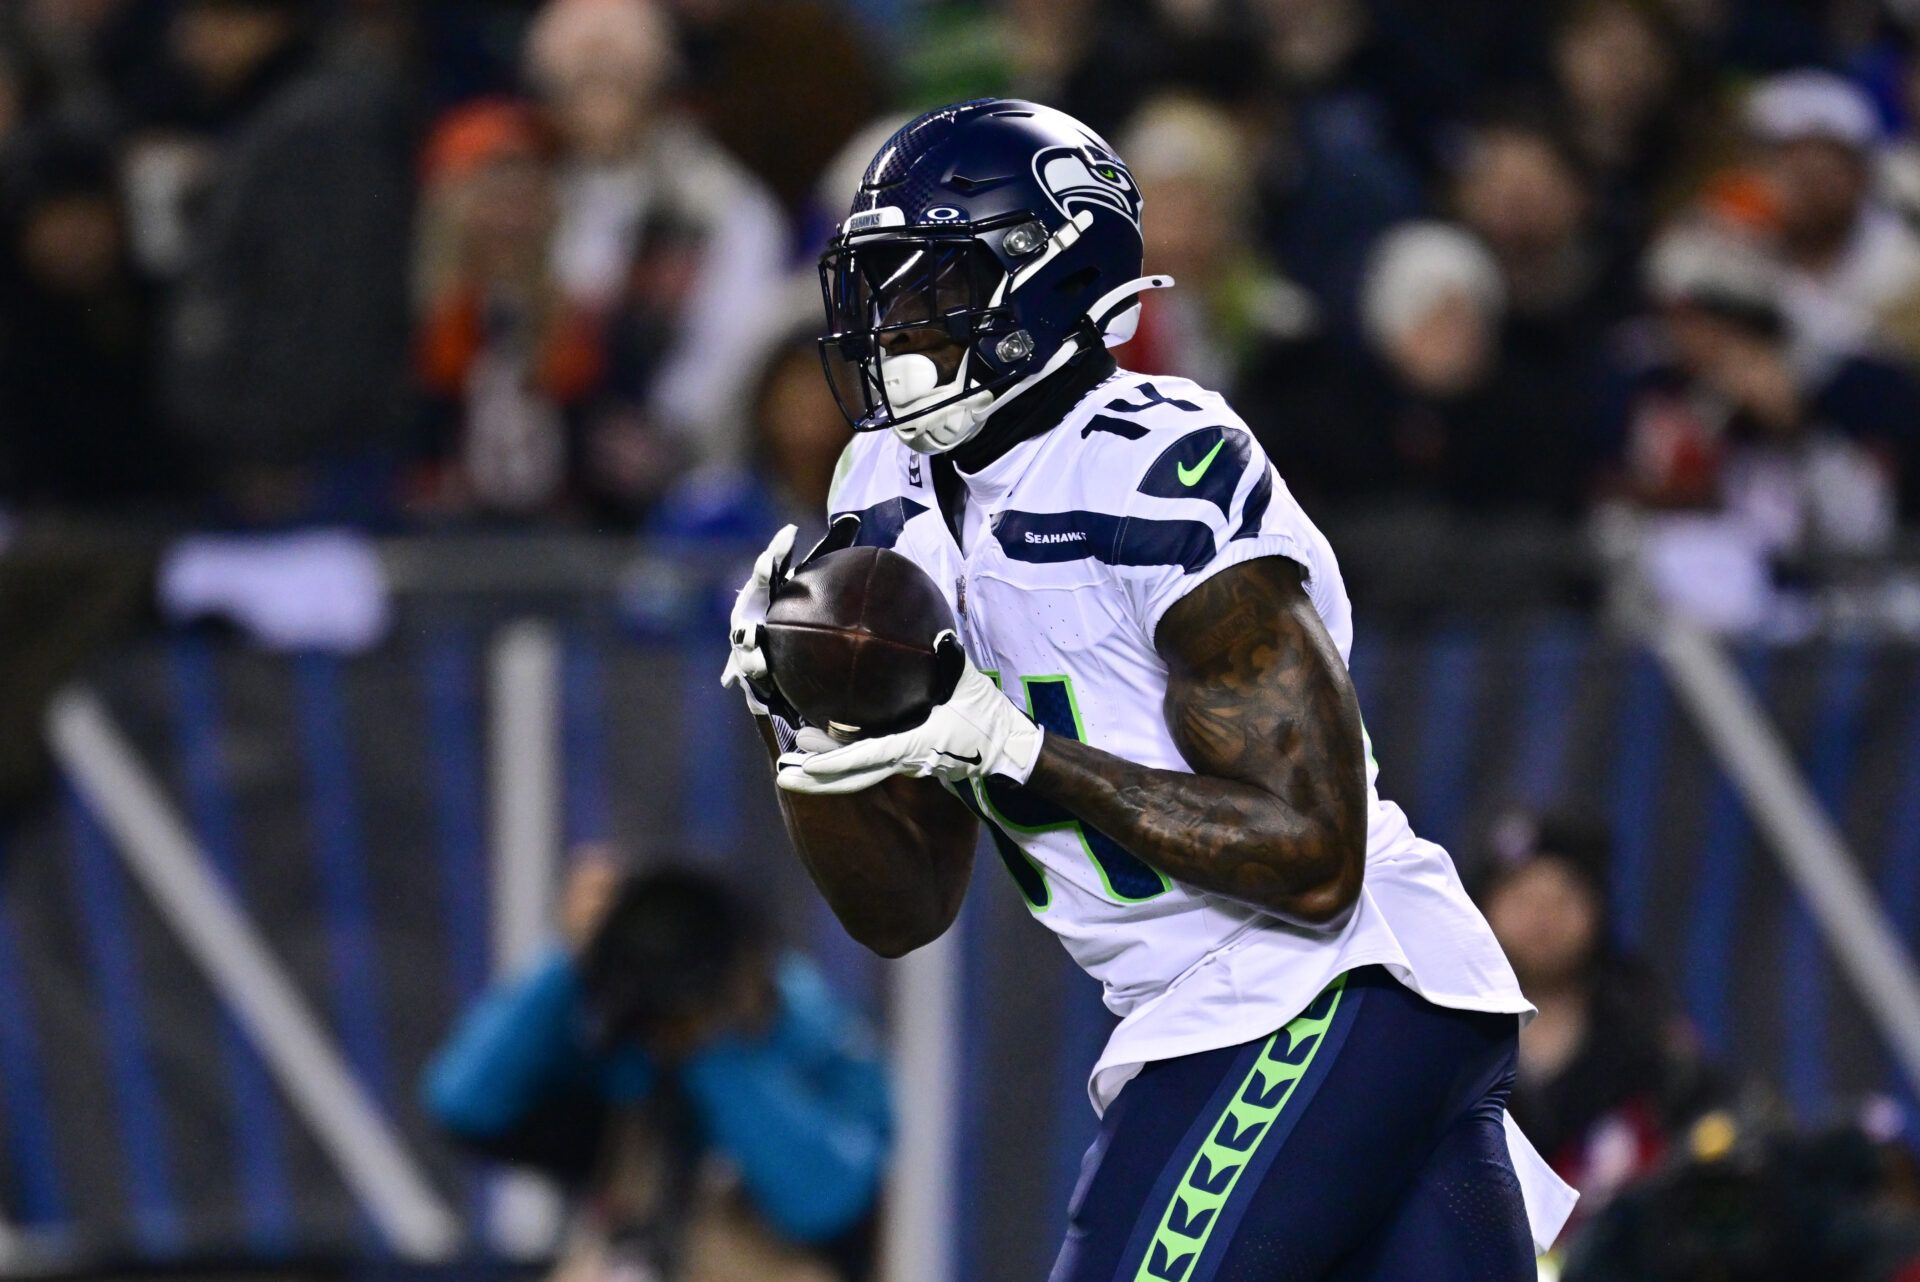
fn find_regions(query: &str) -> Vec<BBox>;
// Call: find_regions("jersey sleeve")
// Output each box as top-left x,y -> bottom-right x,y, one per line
824,434 -> 934,551
1113,420 -> 1313,644
825,437 -> 861,514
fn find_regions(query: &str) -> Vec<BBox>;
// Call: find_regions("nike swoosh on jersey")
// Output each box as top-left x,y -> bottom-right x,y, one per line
1177,439 -> 1226,486
1137,427 -> 1252,519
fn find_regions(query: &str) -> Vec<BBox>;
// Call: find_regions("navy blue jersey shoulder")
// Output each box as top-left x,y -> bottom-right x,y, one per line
1232,468 -> 1275,542
1136,426 -> 1254,520
829,496 -> 929,551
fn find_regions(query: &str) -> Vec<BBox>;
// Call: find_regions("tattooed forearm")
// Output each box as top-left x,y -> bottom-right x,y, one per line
1023,557 -> 1368,926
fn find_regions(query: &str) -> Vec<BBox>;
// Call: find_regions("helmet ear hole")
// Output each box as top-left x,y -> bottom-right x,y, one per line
1054,266 -> 1100,297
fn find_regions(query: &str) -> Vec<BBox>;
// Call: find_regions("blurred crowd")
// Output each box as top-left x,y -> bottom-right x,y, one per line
4,0 -> 1920,582
16,6 -> 1920,1276
1474,810 -> 1920,1281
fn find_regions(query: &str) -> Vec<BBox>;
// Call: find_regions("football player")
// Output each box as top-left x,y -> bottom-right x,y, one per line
723,100 -> 1576,1280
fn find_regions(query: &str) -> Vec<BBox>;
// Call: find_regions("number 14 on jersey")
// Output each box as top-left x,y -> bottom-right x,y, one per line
953,673 -> 1171,908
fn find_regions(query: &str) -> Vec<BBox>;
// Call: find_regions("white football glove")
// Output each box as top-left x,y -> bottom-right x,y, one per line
719,523 -> 797,716
776,635 -> 1044,795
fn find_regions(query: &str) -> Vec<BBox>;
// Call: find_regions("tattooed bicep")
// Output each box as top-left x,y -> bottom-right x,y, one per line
1155,556 -> 1311,680
1154,557 -> 1366,813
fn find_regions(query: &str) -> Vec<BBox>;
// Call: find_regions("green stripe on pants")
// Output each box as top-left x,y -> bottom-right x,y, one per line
1131,973 -> 1348,1282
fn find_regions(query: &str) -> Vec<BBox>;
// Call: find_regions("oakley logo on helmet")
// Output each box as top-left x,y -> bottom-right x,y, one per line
924,206 -> 964,221
1033,145 -> 1141,230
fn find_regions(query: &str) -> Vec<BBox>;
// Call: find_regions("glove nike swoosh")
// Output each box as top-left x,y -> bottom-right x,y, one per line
936,748 -> 983,765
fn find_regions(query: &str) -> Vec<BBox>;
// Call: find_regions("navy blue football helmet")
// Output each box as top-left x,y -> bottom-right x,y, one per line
818,99 -> 1171,452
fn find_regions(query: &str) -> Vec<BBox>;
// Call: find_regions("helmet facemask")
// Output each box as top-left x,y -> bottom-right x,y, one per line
817,100 -> 1179,453
818,213 -> 1048,454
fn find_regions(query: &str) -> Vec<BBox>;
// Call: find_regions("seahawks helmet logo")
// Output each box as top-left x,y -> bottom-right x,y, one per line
1033,144 -> 1141,230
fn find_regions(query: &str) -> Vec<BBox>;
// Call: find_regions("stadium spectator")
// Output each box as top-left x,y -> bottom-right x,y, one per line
1251,0 -> 1484,179
902,0 -> 1264,143
1612,225 -> 1920,550
1477,812 -> 1723,1224
108,0 -> 300,283
425,859 -> 890,1282
1338,220 -> 1606,516
649,303 -> 852,546
1451,114 -> 1628,483
745,327 -> 851,529
527,0 -> 788,503
1118,95 -> 1319,396
1453,112 -> 1631,328
410,98 -> 608,522
1362,225 -> 1506,406
158,0 -> 417,526
1251,55 -> 1425,331
0,123 -> 178,515
0,0 -> 152,125
1548,0 -> 1715,268
671,0 -> 887,220
1256,0 -> 1387,99
1564,1113 -> 1920,1282
1744,70 -> 1920,370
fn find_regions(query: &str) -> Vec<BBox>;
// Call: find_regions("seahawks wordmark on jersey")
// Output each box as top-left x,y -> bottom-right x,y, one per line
827,369 -> 1575,1248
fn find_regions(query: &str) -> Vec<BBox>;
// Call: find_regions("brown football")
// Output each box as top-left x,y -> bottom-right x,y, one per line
763,546 -> 956,740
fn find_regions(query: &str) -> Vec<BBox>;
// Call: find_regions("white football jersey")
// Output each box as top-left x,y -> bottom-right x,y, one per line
827,369 -> 1535,1113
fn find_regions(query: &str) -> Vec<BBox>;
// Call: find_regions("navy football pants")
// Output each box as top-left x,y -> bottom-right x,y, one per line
1049,967 -> 1533,1282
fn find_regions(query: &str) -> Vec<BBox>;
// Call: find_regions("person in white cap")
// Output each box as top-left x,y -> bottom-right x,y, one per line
1361,222 -> 1506,401
1351,221 -> 1604,515
1746,69 -> 1920,371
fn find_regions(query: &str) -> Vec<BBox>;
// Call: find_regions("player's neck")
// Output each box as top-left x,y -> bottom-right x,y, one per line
950,347 -> 1117,475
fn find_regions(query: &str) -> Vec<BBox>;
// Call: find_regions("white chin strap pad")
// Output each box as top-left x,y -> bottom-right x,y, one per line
881,353 -> 941,405
874,273 -> 1178,454
881,352 -> 993,454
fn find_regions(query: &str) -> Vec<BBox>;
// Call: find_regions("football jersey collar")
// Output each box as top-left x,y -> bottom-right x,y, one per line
950,347 -> 1117,474
933,348 -> 1116,550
